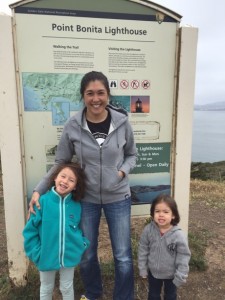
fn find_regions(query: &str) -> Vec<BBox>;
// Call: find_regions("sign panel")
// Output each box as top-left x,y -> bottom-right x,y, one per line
14,7 -> 177,204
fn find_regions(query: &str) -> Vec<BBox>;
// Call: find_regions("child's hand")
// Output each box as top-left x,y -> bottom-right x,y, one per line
27,191 -> 40,219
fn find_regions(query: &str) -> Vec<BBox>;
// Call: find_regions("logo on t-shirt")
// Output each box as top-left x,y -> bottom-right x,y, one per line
92,132 -> 108,146
167,243 -> 177,256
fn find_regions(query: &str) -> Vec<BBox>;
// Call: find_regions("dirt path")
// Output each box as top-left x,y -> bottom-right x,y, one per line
94,180 -> 225,300
83,195 -> 225,300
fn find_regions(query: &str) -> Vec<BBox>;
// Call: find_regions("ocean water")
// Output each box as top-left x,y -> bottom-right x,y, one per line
191,111 -> 225,163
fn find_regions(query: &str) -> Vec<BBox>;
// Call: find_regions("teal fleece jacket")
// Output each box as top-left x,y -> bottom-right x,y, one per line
23,188 -> 89,271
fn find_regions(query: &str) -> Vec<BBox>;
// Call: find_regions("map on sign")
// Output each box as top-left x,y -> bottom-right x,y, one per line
52,102 -> 70,126
22,73 -> 84,124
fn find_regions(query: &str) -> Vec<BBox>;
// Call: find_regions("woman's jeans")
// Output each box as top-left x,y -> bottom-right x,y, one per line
148,271 -> 177,300
40,267 -> 75,300
80,198 -> 134,300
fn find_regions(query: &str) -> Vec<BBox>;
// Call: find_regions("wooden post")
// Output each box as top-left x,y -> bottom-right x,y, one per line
0,14 -> 28,285
174,26 -> 198,232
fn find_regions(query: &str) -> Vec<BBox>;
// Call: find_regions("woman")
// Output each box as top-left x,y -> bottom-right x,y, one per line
30,71 -> 137,300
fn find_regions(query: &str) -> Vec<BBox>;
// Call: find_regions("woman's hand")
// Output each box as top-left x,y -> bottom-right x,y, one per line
27,191 -> 40,219
118,170 -> 125,178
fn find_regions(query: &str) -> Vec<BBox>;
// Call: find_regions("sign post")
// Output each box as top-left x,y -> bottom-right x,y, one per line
0,14 -> 27,285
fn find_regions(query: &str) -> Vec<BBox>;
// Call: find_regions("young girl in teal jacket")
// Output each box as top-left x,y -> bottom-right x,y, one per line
23,162 -> 89,300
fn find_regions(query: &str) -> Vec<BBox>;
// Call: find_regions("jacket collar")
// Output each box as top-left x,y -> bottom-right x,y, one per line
50,187 -> 73,203
73,105 -> 127,129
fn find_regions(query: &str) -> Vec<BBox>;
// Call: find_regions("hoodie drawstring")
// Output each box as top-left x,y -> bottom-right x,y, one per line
78,125 -> 83,168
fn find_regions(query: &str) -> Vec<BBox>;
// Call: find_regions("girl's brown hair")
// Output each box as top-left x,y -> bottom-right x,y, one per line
150,194 -> 180,225
48,162 -> 86,201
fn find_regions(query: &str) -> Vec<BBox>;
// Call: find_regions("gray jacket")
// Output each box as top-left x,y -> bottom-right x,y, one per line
138,221 -> 191,287
35,106 -> 137,204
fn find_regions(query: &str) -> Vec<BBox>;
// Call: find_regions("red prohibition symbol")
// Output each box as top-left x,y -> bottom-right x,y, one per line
131,80 -> 139,89
141,80 -> 150,89
120,80 -> 129,89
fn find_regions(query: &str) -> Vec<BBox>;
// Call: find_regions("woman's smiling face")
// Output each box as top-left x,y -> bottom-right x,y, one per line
83,80 -> 109,120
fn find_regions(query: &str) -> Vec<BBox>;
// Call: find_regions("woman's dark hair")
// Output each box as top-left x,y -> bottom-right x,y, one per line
80,71 -> 110,97
48,162 -> 86,201
150,194 -> 180,225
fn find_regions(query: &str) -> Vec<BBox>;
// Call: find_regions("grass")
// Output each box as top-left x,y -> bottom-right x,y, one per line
0,263 -> 40,299
188,179 -> 224,271
188,178 -> 225,272
190,178 -> 225,208
188,229 -> 210,271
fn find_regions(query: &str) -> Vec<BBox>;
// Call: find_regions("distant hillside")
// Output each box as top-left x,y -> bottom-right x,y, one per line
195,101 -> 225,111
191,161 -> 225,181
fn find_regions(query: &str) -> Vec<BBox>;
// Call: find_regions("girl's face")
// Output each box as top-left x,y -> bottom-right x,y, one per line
153,202 -> 175,230
83,80 -> 109,120
54,167 -> 77,197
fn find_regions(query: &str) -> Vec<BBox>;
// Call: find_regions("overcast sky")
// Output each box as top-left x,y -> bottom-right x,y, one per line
1,0 -> 224,105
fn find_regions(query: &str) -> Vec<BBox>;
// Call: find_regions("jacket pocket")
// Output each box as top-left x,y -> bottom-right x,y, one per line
68,222 -> 89,249
101,166 -> 125,191
69,221 -> 79,232
66,222 -> 90,262
83,164 -> 100,191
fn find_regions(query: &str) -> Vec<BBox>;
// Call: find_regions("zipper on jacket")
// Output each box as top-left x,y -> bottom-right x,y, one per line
155,236 -> 163,278
60,197 -> 65,267
82,126 -> 104,203
100,147 -> 103,204
86,128 -> 103,203
81,124 -> 119,204
98,127 -> 119,204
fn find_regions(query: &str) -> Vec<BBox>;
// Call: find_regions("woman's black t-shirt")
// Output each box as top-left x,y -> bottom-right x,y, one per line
87,112 -> 111,147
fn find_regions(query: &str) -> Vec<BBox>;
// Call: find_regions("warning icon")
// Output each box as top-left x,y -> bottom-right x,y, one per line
120,79 -> 129,89
141,80 -> 150,89
131,80 -> 140,89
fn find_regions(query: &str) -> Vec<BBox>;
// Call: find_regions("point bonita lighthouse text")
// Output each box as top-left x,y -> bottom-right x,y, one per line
52,23 -> 148,36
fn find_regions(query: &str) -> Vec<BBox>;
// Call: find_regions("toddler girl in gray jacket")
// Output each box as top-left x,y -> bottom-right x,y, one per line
138,194 -> 191,300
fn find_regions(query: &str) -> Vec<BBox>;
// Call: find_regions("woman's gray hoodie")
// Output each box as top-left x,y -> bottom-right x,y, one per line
35,106 -> 137,204
138,221 -> 191,287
